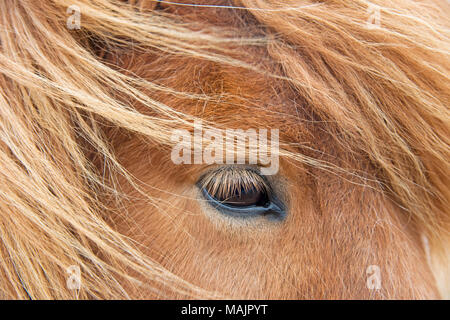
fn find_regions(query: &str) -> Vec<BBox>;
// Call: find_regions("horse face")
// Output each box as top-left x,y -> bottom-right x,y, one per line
103,1 -> 440,299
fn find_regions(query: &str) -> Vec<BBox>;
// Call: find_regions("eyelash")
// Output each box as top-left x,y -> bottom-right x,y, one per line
199,167 -> 269,200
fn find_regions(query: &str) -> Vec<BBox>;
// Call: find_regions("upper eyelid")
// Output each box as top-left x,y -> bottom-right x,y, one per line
198,167 -> 270,199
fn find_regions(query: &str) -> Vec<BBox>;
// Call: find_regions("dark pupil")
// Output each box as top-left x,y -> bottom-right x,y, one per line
213,187 -> 267,207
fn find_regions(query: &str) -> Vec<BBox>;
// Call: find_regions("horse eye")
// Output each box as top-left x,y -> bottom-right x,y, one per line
198,168 -> 286,221
210,187 -> 269,208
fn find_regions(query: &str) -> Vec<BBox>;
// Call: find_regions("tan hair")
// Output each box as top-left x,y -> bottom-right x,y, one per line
0,0 -> 448,299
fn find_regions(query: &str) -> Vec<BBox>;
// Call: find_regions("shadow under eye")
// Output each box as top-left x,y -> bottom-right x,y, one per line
200,186 -> 286,221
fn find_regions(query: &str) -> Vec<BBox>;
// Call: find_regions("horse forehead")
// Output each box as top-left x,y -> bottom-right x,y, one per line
156,0 -> 240,17
117,3 -> 312,137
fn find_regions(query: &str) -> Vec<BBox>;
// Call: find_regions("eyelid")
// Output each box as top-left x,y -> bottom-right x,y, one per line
198,167 -> 270,200
201,187 -> 285,220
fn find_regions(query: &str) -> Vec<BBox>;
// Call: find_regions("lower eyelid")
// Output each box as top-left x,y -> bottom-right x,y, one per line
201,187 -> 286,221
